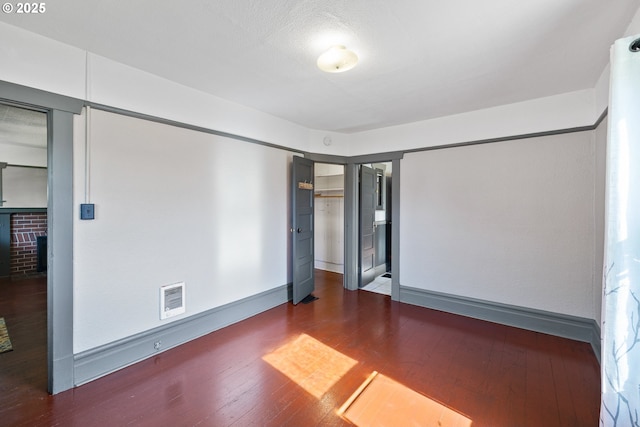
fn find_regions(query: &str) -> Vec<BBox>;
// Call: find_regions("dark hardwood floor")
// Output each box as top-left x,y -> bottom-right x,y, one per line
0,270 -> 600,426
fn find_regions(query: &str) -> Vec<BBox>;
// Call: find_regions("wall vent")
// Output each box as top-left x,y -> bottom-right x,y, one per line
160,282 -> 185,320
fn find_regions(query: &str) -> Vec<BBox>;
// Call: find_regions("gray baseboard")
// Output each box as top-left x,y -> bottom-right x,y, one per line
399,285 -> 601,364
74,283 -> 291,386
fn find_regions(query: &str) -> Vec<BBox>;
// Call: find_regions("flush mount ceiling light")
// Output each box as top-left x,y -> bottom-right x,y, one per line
317,45 -> 358,73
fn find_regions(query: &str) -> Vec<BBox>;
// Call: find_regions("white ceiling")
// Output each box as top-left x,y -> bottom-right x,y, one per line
0,104 -> 47,150
1,0 -> 639,133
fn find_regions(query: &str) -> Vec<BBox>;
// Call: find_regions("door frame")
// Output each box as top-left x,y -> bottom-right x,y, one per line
305,151 -> 403,301
0,81 -> 83,394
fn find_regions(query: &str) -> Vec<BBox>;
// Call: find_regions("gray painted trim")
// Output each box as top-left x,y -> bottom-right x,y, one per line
0,208 -> 47,213
403,111 -> 609,155
304,152 -> 349,164
3,79 -> 609,163
0,162 -> 4,207
47,109 -> 75,393
343,156 -> 402,294
87,102 -> 306,156
88,101 -> 607,161
594,108 -> 608,129
349,151 -> 404,164
6,164 -> 47,169
400,285 -> 602,362
0,81 -> 83,114
0,81 -> 78,394
390,158 -> 400,301
74,283 -> 291,386
343,163 -> 359,291
303,153 -> 350,291
303,153 -> 399,295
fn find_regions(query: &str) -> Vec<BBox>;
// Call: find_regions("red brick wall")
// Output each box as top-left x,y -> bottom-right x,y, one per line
10,213 -> 47,276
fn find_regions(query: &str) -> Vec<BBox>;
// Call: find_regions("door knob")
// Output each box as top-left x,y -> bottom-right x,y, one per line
297,228 -> 302,233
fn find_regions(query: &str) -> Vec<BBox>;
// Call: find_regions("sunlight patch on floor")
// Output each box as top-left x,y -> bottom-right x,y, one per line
361,274 -> 391,295
262,334 -> 357,399
339,371 -> 472,427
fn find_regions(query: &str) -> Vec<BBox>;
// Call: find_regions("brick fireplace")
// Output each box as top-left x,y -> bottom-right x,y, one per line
10,212 -> 47,276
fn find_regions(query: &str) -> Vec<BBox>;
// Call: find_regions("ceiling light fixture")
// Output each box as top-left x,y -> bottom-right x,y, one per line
317,45 -> 358,73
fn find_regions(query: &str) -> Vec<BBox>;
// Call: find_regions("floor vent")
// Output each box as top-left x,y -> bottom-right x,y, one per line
160,282 -> 185,320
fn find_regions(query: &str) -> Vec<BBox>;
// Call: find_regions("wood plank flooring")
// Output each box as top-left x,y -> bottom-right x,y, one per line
0,270 -> 600,426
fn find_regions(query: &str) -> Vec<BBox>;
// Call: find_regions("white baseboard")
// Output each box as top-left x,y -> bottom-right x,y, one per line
314,261 -> 344,274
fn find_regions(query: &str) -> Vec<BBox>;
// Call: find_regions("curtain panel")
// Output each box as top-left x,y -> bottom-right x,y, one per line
601,34 -> 640,427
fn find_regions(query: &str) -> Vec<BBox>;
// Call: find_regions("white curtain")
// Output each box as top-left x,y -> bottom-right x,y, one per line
601,34 -> 640,427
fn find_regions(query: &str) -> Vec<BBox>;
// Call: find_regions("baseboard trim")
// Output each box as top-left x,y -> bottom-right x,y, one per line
314,261 -> 344,274
74,283 -> 291,386
373,263 -> 387,278
399,286 -> 601,363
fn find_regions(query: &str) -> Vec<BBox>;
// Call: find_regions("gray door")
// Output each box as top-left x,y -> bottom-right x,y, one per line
292,156 -> 315,304
360,165 -> 376,287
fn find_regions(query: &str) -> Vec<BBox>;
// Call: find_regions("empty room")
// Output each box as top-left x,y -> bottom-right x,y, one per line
1,2 -> 639,426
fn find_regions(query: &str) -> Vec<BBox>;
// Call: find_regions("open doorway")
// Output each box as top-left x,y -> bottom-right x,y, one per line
300,153 -> 401,300
314,163 -> 345,274
312,160 -> 395,297
1,81 -> 80,394
359,162 -> 392,295
0,103 -> 49,392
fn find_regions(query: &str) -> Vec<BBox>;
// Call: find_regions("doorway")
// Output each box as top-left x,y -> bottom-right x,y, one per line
304,153 -> 401,300
309,160 -> 394,297
0,102 -> 49,392
314,163 -> 345,275
359,162 -> 392,295
1,80 -> 82,394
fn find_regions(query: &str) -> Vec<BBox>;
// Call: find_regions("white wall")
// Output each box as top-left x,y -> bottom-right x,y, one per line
0,22 -> 86,99
0,142 -> 46,167
73,109 -> 294,352
594,9 -> 640,122
594,117 -> 607,326
2,166 -> 47,207
400,130 -> 603,319
315,197 -> 344,273
625,6 -> 640,36
350,89 -> 597,156
87,54 -> 311,153
0,22 -> 311,154
0,20 -> 617,161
